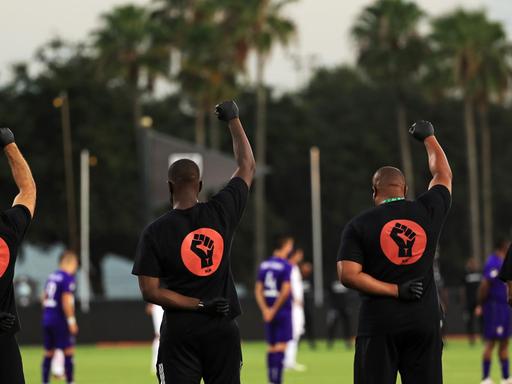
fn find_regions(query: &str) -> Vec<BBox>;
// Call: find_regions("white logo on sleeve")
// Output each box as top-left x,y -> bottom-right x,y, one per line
490,269 -> 499,278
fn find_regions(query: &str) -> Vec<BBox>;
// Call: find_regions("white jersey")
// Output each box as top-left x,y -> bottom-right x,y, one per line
290,265 -> 305,337
152,304 -> 164,335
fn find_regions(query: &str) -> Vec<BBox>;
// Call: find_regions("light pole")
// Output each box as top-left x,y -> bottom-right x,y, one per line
53,92 -> 79,252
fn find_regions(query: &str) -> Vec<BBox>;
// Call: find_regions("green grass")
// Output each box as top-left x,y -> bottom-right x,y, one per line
20,339 -> 501,383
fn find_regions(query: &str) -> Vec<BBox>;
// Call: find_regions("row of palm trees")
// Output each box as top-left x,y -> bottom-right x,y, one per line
90,0 -> 510,265
353,0 -> 512,264
92,0 -> 296,265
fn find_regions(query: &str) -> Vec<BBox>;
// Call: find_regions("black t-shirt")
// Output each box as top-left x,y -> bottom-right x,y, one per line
499,244 -> 512,282
0,205 -> 32,335
132,177 -> 248,333
337,185 -> 451,336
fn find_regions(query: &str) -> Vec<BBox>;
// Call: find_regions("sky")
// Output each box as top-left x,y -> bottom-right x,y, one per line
1,0 -> 511,91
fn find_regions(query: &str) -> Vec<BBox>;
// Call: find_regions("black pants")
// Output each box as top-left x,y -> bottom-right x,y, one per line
157,316 -> 242,384
354,328 -> 443,384
0,333 -> 25,384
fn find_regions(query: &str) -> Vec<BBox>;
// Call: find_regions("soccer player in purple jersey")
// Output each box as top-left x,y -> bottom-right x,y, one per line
41,250 -> 79,384
476,239 -> 512,384
255,235 -> 294,384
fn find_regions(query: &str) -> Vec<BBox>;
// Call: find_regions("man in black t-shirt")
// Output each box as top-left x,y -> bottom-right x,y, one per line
337,121 -> 452,384
132,100 -> 255,384
0,128 -> 36,384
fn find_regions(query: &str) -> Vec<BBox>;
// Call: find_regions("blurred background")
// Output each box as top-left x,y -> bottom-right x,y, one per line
1,0 -> 512,381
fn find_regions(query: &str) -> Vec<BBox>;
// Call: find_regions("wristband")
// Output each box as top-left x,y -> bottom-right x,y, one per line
67,316 -> 77,326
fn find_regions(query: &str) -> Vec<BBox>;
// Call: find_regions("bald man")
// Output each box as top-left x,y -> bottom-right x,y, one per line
337,121 -> 452,384
132,100 -> 255,384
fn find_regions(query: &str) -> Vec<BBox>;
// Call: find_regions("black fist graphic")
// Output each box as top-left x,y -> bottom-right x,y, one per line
191,234 -> 215,269
390,223 -> 416,258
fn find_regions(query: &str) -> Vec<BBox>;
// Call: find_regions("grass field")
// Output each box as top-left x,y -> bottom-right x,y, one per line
20,339 -> 502,383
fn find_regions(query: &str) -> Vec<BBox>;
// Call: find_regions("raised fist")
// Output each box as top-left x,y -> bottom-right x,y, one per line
191,234 -> 215,269
0,128 -> 15,148
390,223 -> 416,257
215,100 -> 239,122
409,120 -> 434,142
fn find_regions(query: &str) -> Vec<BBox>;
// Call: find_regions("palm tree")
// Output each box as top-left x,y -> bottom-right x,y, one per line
250,0 -> 296,265
152,0 -> 244,147
93,5 -> 169,130
93,5 -> 170,222
352,0 -> 428,199
473,22 -> 512,255
430,9 -> 507,263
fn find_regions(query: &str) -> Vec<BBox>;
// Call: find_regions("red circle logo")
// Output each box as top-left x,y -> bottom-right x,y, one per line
380,219 -> 427,265
0,237 -> 10,278
181,228 -> 224,276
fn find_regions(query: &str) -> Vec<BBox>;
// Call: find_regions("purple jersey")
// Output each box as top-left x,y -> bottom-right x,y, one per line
42,270 -> 76,325
483,254 -> 507,304
257,256 -> 292,312
482,253 -> 510,340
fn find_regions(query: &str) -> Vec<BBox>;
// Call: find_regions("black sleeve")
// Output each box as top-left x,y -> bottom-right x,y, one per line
209,177 -> 249,228
416,185 -> 451,222
1,205 -> 31,243
336,221 -> 365,265
132,229 -> 162,277
499,244 -> 512,282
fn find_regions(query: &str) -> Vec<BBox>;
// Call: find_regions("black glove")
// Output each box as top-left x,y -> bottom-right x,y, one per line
197,297 -> 230,316
0,312 -> 16,332
398,278 -> 423,301
215,101 -> 239,122
0,128 -> 15,148
409,120 -> 434,142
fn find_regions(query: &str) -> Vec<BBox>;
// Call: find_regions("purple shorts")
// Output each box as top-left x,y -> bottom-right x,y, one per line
265,310 -> 292,345
483,302 -> 511,340
43,322 -> 74,350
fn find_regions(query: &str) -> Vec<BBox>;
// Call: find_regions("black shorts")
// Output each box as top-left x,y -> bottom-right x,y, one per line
0,333 -> 25,384
354,327 -> 443,384
157,316 -> 242,384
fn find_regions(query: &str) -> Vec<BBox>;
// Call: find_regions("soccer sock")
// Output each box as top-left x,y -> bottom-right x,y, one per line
483,359 -> 491,379
274,351 -> 284,384
42,356 -> 52,383
501,358 -> 510,379
267,352 -> 274,383
65,355 -> 74,383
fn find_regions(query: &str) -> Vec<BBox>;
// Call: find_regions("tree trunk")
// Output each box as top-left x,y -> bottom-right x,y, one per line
397,102 -> 415,198
464,98 -> 482,264
195,96 -> 206,146
254,51 -> 267,270
479,103 -> 493,257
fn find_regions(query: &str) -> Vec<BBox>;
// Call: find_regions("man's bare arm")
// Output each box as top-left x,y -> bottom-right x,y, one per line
254,281 -> 269,313
62,292 -> 78,335
4,143 -> 36,217
409,121 -> 452,193
338,261 -> 398,298
229,118 -> 256,187
138,276 -> 200,310
424,136 -> 452,193
215,101 -> 256,187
